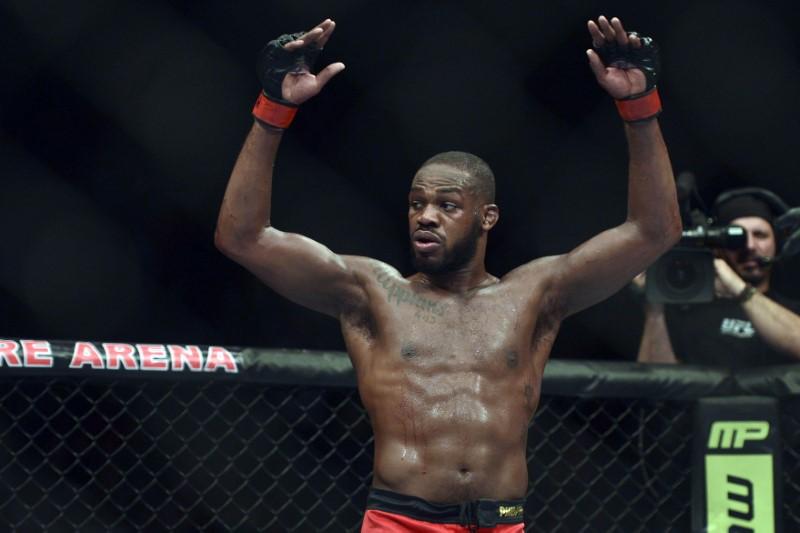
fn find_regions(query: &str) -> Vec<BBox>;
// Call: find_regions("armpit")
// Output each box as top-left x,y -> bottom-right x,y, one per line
341,302 -> 377,341
530,291 -> 563,352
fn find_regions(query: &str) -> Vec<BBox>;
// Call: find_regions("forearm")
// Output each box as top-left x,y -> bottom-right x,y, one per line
742,292 -> 800,359
216,122 -> 283,249
624,119 -> 681,245
637,304 -> 679,363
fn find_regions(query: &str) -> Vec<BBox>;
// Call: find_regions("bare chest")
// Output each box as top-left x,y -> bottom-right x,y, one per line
378,288 -> 530,372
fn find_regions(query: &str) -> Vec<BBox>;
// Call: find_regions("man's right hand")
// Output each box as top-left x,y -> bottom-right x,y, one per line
258,19 -> 345,106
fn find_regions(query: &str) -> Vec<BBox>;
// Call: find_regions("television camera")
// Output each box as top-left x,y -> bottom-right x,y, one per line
645,174 -> 800,304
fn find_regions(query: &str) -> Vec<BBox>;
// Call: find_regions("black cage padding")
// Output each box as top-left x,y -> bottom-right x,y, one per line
2,341 -> 799,531
6,341 -> 791,397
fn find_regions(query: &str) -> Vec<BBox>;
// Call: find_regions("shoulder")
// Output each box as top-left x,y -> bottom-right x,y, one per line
502,255 -> 564,286
341,256 -> 402,284
337,258 -> 397,334
501,254 -> 575,303
339,256 -> 412,306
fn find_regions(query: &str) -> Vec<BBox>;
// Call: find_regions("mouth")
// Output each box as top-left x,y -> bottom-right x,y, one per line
736,255 -> 760,270
412,230 -> 443,254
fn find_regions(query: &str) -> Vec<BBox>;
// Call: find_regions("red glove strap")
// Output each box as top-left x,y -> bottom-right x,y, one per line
615,89 -> 661,122
252,92 -> 297,129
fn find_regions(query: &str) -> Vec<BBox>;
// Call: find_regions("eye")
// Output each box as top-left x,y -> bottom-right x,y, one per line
441,202 -> 457,211
409,200 -> 423,210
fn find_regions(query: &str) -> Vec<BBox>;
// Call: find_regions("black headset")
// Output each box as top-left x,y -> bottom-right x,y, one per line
711,187 -> 794,256
711,187 -> 790,221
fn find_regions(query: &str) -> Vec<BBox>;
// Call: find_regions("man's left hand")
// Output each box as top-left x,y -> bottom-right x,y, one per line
586,16 -> 648,99
714,258 -> 748,299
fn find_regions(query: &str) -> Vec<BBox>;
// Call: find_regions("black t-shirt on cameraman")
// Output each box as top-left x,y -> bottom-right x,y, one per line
664,291 -> 800,369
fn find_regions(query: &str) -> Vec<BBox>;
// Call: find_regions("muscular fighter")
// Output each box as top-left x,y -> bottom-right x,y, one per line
216,16 -> 681,531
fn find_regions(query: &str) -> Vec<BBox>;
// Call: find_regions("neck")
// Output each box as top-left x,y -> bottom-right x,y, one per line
414,263 -> 496,294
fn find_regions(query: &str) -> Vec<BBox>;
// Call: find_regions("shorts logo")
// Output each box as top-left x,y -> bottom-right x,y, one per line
497,505 -> 523,518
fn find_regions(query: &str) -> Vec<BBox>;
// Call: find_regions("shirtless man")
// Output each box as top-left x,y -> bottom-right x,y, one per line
216,16 -> 681,532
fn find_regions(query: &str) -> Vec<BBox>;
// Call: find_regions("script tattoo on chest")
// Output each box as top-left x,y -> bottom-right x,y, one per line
373,267 -> 448,322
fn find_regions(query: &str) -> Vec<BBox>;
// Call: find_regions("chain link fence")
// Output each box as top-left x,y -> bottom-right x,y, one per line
1,345 -> 798,532
0,379 -> 691,532
781,396 -> 800,527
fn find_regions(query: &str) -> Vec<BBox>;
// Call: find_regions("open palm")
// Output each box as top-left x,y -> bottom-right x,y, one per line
597,64 -> 646,99
280,19 -> 345,105
586,16 -> 647,99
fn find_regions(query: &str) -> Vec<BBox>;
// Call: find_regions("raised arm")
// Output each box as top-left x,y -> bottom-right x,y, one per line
550,16 -> 681,318
215,20 -> 365,318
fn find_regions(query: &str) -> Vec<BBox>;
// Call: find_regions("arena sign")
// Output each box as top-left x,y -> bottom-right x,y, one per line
693,398 -> 782,533
0,339 -> 239,373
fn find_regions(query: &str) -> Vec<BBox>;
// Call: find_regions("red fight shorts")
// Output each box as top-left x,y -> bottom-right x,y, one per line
361,488 -> 525,532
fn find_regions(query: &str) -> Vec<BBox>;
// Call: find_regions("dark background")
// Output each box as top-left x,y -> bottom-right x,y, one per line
3,0 -> 799,360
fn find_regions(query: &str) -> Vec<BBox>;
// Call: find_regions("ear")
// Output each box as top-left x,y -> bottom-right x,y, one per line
481,204 -> 499,230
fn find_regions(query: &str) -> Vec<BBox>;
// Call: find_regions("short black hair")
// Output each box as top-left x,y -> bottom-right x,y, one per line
419,151 -> 495,203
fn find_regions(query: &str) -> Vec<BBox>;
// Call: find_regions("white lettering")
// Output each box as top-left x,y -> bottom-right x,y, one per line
720,318 -> 755,339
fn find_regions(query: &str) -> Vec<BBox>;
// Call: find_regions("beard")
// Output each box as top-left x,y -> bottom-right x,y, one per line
736,263 -> 770,286
411,216 -> 482,275
729,251 -> 771,287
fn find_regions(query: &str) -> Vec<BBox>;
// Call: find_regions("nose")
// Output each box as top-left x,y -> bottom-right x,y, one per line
745,230 -> 756,251
417,204 -> 439,227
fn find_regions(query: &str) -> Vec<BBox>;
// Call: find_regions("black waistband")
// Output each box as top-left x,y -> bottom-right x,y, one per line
366,488 -> 525,527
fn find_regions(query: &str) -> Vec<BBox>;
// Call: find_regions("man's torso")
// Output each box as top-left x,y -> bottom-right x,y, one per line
339,260 -> 560,503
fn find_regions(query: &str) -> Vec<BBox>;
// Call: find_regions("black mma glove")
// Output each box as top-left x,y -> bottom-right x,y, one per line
595,32 -> 662,122
252,32 -> 322,129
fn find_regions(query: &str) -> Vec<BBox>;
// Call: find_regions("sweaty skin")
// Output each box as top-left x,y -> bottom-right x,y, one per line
344,259 -> 556,502
341,165 -> 561,501
216,16 -> 682,504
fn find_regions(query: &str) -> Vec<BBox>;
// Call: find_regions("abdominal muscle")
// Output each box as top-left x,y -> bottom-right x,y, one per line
363,363 -> 534,503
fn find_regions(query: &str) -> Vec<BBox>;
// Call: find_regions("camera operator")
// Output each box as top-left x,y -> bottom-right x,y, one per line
636,189 -> 800,368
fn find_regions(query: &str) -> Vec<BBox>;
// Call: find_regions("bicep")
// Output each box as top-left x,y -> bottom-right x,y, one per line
226,227 -> 368,318
553,221 -> 673,317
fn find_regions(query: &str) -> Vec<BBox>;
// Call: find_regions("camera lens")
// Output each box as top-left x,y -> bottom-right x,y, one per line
646,247 -> 715,304
665,258 -> 697,291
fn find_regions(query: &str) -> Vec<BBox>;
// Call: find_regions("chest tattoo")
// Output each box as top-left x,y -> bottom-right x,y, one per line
374,268 -> 449,321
